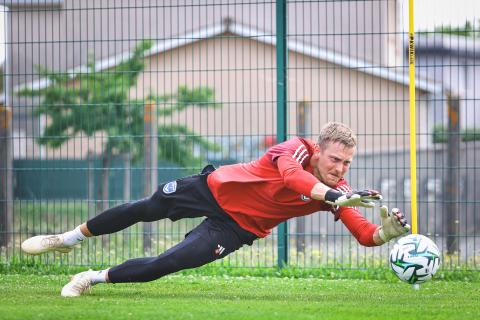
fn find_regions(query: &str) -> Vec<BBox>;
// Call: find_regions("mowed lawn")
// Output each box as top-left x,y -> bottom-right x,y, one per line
0,274 -> 478,320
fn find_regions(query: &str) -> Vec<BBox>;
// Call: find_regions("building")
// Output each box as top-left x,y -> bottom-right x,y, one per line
1,0 -> 440,159
413,33 -> 480,128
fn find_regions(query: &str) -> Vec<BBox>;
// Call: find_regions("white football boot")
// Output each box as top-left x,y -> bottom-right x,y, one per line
21,234 -> 74,255
61,270 -> 93,297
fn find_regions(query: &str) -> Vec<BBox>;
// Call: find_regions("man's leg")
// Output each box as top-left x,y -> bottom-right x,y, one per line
21,193 -> 172,255
61,217 -> 248,296
22,174 -> 215,255
22,171 -> 218,254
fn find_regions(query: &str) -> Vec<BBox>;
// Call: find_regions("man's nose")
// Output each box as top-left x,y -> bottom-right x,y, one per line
335,163 -> 343,173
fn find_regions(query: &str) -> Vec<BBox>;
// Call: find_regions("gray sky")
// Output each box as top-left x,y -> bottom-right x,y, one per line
400,0 -> 480,31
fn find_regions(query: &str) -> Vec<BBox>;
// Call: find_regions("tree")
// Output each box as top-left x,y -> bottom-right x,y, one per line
129,86 -> 220,168
418,20 -> 480,38
17,40 -> 220,208
434,20 -> 479,37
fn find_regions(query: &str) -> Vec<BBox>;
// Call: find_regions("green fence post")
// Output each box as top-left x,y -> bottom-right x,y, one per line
276,0 -> 288,268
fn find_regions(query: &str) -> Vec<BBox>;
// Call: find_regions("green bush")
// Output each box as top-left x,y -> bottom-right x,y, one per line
432,125 -> 480,143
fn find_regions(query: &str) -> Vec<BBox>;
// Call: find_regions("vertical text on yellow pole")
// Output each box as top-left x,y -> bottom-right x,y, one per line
409,0 -> 418,234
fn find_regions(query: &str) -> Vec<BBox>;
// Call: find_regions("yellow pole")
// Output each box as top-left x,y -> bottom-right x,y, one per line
409,0 -> 418,234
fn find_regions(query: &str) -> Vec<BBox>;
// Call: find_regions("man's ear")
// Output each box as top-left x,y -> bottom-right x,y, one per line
314,144 -> 320,153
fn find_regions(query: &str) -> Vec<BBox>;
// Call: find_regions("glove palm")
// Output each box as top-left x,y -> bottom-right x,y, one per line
378,206 -> 411,242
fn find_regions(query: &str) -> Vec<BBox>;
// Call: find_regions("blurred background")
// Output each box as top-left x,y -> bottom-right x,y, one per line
0,0 -> 478,270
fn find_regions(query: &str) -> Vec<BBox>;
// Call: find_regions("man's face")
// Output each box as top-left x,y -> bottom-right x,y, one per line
310,141 -> 355,187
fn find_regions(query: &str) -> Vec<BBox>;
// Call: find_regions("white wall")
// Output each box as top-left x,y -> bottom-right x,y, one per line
416,53 -> 479,129
0,7 -> 4,64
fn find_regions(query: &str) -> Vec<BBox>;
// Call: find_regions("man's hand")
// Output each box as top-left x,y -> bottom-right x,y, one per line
324,189 -> 382,208
378,206 -> 411,242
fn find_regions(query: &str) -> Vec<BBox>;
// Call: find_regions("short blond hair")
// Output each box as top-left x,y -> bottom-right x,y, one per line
317,122 -> 357,149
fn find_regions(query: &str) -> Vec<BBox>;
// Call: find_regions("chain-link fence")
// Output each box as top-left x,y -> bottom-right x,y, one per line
0,0 -> 478,270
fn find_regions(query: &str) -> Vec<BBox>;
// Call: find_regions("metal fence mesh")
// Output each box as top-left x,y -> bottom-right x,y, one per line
0,0 -> 478,270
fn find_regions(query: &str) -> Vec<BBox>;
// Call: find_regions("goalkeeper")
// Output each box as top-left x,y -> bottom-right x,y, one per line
21,122 -> 410,297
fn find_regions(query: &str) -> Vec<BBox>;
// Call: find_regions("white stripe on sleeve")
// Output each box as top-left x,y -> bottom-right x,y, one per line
298,153 -> 309,165
295,148 -> 307,162
337,185 -> 352,194
292,145 -> 305,159
291,143 -> 310,165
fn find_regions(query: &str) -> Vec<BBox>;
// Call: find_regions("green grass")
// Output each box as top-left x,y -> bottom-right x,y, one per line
0,274 -> 478,320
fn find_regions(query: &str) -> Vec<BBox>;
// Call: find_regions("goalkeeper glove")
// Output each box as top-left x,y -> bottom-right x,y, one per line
378,206 -> 411,242
324,189 -> 382,208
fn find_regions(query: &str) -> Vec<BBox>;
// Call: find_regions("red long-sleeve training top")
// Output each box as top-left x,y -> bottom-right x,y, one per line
207,137 -> 379,246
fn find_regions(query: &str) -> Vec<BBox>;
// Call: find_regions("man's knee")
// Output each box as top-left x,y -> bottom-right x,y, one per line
129,241 -> 210,281
133,195 -> 164,222
162,233 -> 218,269
108,223 -> 243,283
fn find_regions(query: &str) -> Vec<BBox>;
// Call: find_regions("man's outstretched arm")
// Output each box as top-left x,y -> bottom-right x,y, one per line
338,206 -> 379,246
340,206 -> 411,246
276,156 -> 382,207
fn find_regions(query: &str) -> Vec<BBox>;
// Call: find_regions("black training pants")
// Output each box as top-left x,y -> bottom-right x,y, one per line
85,168 -> 257,283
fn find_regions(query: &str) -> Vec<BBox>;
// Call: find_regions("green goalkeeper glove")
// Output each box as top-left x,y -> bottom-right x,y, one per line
378,206 -> 411,242
324,189 -> 383,208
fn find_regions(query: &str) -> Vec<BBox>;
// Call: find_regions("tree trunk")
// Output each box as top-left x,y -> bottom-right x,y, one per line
143,101 -> 157,254
87,151 -> 95,219
0,106 -> 12,248
96,153 -> 110,219
122,153 -> 131,246
96,153 -> 111,249
122,153 -> 131,202
295,101 -> 310,254
446,94 -> 460,254
101,153 -> 110,212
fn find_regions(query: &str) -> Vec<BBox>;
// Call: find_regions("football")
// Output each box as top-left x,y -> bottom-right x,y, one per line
389,234 -> 441,284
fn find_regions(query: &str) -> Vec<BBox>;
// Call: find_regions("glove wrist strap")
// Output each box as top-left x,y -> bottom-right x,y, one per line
325,189 -> 343,203
378,228 -> 389,243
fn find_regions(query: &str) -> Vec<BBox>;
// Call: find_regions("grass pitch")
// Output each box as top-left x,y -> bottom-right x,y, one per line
0,274 -> 478,320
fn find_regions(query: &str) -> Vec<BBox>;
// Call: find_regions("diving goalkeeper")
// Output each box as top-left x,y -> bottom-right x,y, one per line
21,122 -> 410,297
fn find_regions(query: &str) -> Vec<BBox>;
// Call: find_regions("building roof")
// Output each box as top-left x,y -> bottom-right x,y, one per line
414,34 -> 480,60
15,19 -> 442,94
0,0 -> 63,8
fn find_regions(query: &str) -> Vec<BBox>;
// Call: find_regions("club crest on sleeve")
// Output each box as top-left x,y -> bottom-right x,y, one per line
300,194 -> 311,202
163,181 -> 177,194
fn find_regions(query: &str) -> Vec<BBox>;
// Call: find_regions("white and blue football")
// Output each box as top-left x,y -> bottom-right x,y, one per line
389,234 -> 441,284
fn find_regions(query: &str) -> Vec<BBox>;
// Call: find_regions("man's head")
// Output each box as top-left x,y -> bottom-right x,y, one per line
310,122 -> 357,187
